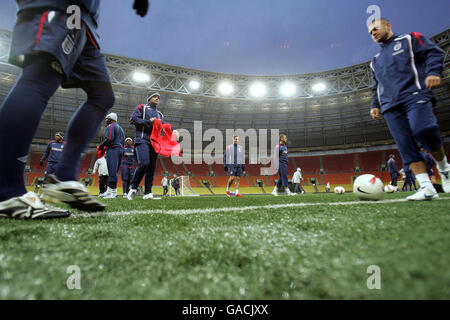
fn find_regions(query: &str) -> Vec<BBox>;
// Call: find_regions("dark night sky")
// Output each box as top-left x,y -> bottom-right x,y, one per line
0,0 -> 449,75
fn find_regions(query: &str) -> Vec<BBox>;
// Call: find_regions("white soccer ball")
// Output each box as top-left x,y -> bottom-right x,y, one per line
384,185 -> 396,193
353,174 -> 383,200
334,186 -> 345,194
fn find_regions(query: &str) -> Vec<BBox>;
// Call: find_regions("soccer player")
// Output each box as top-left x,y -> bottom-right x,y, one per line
387,154 -> 399,187
127,92 -> 164,200
172,174 -> 181,196
401,164 -> 417,192
92,154 -> 108,197
161,175 -> 169,196
0,0 -> 149,218
223,135 -> 245,197
40,132 -> 65,180
368,18 -> 450,200
292,167 -> 306,194
272,134 -> 296,196
98,113 -> 125,198
121,137 -> 135,197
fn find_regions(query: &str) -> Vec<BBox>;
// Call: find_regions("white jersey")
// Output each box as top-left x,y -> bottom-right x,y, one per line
93,157 -> 108,176
292,171 -> 303,183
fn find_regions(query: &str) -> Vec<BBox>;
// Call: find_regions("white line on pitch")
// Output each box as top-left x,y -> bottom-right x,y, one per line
72,197 -> 450,218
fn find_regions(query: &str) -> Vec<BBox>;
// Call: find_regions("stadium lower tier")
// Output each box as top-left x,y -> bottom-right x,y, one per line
25,171 -> 446,196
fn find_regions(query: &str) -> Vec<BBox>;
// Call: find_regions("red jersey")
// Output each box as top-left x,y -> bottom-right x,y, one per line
150,118 -> 181,157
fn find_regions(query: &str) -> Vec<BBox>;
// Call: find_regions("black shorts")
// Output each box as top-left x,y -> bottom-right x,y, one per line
228,166 -> 243,177
9,9 -> 110,87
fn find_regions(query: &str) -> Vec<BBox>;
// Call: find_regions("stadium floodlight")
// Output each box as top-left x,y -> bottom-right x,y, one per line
189,79 -> 201,91
218,81 -> 234,96
249,82 -> 267,98
312,82 -> 327,93
131,71 -> 151,83
280,82 -> 297,97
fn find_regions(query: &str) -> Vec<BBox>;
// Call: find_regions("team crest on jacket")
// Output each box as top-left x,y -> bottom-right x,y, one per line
394,42 -> 402,51
62,34 -> 75,55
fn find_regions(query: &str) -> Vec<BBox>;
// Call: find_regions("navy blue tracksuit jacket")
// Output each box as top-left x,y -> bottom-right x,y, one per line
370,32 -> 444,113
99,122 -> 125,188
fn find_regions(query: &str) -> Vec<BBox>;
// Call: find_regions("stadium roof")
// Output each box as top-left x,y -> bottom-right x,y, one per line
0,29 -> 449,152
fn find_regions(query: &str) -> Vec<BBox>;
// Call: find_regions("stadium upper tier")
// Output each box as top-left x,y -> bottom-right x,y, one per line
0,28 -> 449,151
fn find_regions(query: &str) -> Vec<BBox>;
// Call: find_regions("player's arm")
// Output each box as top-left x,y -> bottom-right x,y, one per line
93,160 -> 99,174
369,61 -> 382,120
99,124 -> 114,149
223,146 -> 228,171
40,143 -> 51,166
130,105 -> 151,127
410,32 -> 445,89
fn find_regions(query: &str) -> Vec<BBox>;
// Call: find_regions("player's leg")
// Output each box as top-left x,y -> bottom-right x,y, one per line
99,175 -> 106,196
104,148 -> 121,198
406,99 -> 450,193
226,169 -> 235,196
235,174 -> 242,197
121,166 -> 129,197
0,55 -> 62,201
0,55 -> 72,218
143,147 -> 160,199
282,165 -> 295,195
45,162 -> 57,181
272,171 -> 282,196
128,143 -> 149,200
383,107 -> 437,200
393,177 -> 398,187
43,33 -> 115,210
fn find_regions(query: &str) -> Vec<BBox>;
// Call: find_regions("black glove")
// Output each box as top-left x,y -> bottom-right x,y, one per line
39,161 -> 44,167
133,0 -> 149,17
224,166 -> 228,172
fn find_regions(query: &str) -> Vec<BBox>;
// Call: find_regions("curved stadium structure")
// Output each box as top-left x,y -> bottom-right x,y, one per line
0,28 -> 449,193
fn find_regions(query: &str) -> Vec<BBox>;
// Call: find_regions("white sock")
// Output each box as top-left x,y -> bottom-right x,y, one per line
227,187 -> 230,192
235,189 -> 239,194
273,186 -> 277,193
415,173 -> 434,189
436,156 -> 450,172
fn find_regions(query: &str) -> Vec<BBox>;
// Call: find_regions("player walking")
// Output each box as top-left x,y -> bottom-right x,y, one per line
98,113 -> 125,199
127,92 -> 163,200
40,132 -> 65,180
0,0 -> 149,218
121,137 -> 135,197
387,154 -> 399,187
224,136 -> 245,197
272,134 -> 296,196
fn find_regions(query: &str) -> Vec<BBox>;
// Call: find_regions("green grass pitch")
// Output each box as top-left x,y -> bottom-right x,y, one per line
0,192 -> 449,299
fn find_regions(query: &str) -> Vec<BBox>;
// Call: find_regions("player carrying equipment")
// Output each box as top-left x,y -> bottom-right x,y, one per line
127,92 -> 164,200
